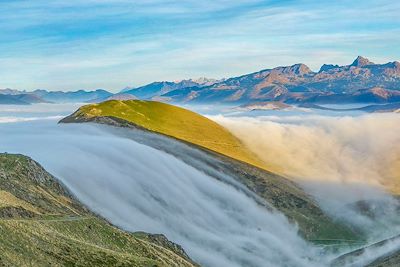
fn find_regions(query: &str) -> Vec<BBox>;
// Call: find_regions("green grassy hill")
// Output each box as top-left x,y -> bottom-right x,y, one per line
61,100 -> 264,169
0,153 -> 197,267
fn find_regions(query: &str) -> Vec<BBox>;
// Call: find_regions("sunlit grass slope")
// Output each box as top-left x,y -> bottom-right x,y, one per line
62,100 -> 264,168
0,153 -> 197,267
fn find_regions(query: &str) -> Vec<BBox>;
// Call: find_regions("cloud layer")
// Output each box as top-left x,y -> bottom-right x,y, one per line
213,114 -> 400,188
213,113 -> 400,239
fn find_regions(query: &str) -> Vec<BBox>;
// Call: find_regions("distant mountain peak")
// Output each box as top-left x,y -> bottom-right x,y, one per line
174,77 -> 224,86
189,77 -> 209,83
292,63 -> 313,75
274,63 -> 313,75
319,64 -> 340,73
351,56 -> 374,67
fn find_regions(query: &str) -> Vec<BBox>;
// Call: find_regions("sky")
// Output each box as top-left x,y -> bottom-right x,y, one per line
0,0 -> 399,92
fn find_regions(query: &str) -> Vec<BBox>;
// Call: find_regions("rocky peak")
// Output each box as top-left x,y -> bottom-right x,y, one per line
274,63 -> 313,76
319,64 -> 340,73
174,77 -> 224,86
381,61 -> 400,71
351,56 -> 374,67
191,77 -> 219,85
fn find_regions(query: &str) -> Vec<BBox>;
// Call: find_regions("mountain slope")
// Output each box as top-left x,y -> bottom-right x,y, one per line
0,88 -> 28,95
124,78 -> 223,100
60,100 -> 361,242
34,89 -> 113,103
0,94 -> 29,105
12,93 -> 50,104
0,153 -> 197,267
0,93 -> 48,105
88,93 -> 138,103
0,89 -> 111,104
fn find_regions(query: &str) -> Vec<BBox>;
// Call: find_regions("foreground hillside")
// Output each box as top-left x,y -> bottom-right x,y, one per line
61,100 -> 361,242
0,153 -> 197,267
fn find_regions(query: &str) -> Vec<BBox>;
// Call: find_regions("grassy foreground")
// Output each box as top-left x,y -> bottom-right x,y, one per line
61,100 -> 264,168
0,153 -> 197,267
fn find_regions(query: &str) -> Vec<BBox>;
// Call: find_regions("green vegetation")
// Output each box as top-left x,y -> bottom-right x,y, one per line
61,100 -> 264,168
0,153 -> 197,267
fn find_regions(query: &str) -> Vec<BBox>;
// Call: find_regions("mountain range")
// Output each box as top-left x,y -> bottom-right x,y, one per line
0,89 -> 112,104
122,78 -> 224,100
0,78 -> 219,105
32,89 -> 113,103
1,56 -> 399,105
158,56 -> 400,104
0,93 -> 48,105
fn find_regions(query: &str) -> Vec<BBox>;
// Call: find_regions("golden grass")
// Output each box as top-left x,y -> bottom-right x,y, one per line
74,100 -> 265,168
0,190 -> 41,214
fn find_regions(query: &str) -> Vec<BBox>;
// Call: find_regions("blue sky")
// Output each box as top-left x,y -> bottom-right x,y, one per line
0,0 -> 399,92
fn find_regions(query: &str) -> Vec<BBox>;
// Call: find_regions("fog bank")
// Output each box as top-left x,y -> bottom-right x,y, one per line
213,113 -> 400,240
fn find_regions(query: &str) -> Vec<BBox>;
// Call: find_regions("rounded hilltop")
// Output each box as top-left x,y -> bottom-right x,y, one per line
61,100 -> 263,169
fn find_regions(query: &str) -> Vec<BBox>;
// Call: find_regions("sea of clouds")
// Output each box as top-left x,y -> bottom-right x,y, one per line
0,104 -> 322,267
1,104 -> 399,266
